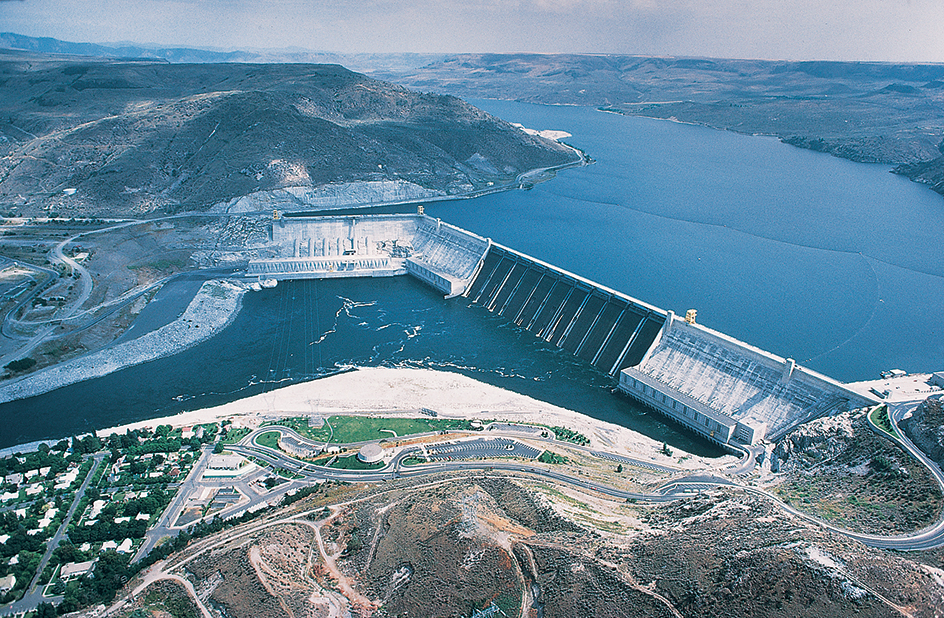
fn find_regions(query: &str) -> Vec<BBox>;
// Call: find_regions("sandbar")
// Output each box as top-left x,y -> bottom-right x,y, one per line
98,366 -> 729,470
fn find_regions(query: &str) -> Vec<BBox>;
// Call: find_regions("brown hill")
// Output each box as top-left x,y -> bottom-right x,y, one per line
0,51 -> 576,217
94,475 -> 944,618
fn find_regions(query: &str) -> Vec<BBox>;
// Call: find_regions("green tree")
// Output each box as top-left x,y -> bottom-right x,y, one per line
4,357 -> 36,372
34,602 -> 57,618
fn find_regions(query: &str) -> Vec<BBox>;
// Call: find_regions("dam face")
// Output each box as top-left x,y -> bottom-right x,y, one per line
466,244 -> 665,377
250,213 -> 877,450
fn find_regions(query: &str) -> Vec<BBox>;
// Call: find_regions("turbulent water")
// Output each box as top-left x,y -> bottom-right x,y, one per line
0,277 -> 719,455
3,100 -> 943,450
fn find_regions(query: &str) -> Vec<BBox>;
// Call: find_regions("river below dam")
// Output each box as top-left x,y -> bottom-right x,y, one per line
2,100 -> 943,450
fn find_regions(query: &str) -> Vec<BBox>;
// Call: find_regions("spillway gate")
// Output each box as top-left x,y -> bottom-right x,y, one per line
465,244 -> 665,376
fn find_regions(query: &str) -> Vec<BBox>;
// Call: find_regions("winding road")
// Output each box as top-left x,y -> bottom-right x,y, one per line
231,422 -> 944,551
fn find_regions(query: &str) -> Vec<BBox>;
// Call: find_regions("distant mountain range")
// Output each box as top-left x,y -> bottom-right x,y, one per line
386,53 -> 944,197
0,32 -> 445,73
3,32 -> 942,199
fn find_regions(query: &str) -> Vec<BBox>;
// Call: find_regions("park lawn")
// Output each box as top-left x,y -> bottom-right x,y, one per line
255,430 -> 281,450
272,416 -> 474,443
329,455 -> 385,470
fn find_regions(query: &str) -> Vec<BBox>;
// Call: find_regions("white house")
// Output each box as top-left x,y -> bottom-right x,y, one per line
60,560 -> 95,580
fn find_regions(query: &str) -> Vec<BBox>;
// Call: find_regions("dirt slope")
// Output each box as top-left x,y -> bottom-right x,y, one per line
98,474 -> 944,618
0,51 -> 575,217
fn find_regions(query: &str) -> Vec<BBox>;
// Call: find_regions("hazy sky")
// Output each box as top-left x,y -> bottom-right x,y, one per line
2,0 -> 943,62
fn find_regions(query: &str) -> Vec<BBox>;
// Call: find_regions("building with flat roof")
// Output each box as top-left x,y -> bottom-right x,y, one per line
208,454 -> 245,470
357,443 -> 384,464
277,434 -> 320,458
60,560 -> 95,580
618,311 -> 874,448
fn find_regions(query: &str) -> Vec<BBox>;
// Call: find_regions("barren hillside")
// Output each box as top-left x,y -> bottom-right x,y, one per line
93,474 -> 944,618
0,50 -> 576,217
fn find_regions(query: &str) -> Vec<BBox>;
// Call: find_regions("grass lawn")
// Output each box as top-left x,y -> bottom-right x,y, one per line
328,455 -> 385,470
221,426 -> 251,444
868,405 -> 897,438
255,430 -> 281,450
270,416 -> 475,444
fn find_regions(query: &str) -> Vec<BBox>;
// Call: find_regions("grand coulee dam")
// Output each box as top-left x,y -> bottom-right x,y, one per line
247,210 -> 876,451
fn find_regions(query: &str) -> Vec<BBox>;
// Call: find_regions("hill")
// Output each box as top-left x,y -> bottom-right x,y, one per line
386,53 -> 944,198
0,31 -> 446,72
85,474 -> 944,618
0,50 -> 576,217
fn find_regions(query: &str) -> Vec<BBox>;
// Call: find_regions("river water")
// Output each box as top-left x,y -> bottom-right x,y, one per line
2,101 -> 942,451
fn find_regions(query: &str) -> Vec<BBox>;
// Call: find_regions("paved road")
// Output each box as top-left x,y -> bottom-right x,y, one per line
134,445 -> 215,562
0,220 -> 142,368
228,441 -> 681,504
233,421 -> 944,551
256,424 -> 683,475
0,214 -> 237,369
849,402 -> 944,551
0,258 -> 59,342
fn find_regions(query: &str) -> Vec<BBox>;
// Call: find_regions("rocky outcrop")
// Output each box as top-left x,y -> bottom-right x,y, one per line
218,179 -> 443,214
901,396 -> 944,467
767,410 -> 942,534
769,413 -> 854,473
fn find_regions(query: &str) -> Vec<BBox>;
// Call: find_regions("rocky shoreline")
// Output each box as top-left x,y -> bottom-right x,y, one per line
0,279 -> 245,405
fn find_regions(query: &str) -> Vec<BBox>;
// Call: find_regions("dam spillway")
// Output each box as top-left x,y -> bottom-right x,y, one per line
465,244 -> 665,377
248,212 -> 876,449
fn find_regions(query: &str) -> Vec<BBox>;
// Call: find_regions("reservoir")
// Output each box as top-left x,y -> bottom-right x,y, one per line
2,101 -> 942,449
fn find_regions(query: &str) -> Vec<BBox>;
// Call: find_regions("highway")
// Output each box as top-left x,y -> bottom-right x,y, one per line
226,421 -> 944,551
227,442 -> 683,504
0,219 -> 142,368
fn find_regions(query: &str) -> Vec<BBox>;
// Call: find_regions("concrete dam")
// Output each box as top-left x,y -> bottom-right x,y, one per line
249,213 -> 875,450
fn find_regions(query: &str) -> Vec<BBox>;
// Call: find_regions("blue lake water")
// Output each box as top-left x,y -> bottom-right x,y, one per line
440,100 -> 944,382
1,100 -> 942,451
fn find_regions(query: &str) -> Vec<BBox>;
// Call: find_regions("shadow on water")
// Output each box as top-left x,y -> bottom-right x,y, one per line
0,277 -> 722,457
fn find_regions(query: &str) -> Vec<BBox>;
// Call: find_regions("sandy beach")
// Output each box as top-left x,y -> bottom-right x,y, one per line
97,366 -> 729,470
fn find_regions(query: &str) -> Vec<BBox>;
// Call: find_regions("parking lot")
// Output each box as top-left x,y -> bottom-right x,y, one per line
421,437 -> 541,461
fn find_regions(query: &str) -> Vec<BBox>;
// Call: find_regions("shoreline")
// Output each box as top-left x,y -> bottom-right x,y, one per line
92,366 -> 729,470
0,279 -> 246,405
